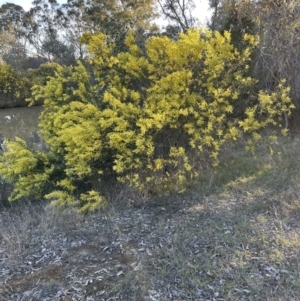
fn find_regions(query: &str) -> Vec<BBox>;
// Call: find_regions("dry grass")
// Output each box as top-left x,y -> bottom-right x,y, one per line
1,135 -> 300,300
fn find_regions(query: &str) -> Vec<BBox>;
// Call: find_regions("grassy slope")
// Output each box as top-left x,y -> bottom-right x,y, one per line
1,135 -> 300,300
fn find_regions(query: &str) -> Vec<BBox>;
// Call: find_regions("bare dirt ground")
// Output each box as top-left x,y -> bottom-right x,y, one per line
1,137 -> 300,301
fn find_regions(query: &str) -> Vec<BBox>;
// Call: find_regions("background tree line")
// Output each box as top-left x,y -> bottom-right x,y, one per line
1,0 -> 300,116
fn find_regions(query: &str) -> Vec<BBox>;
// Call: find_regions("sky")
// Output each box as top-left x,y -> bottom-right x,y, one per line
0,0 -> 212,26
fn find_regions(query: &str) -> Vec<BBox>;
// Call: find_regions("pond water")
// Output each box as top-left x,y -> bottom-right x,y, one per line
0,106 -> 43,148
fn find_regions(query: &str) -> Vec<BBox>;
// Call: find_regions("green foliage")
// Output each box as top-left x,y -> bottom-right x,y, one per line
209,0 -> 300,119
27,62 -> 60,90
0,29 -> 294,212
209,0 -> 257,50
0,62 -> 30,99
0,138 -> 53,201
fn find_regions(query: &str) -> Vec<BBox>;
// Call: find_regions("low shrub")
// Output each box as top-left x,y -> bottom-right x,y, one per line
0,29 -> 294,212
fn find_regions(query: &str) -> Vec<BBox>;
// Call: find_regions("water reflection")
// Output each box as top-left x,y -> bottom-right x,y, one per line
0,106 -> 43,147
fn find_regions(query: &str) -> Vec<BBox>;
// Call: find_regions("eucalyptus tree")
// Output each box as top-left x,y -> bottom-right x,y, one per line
0,3 -> 33,70
0,0 -> 159,64
0,3 -> 29,38
26,0 -> 76,64
59,0 -> 158,56
158,0 -> 196,33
